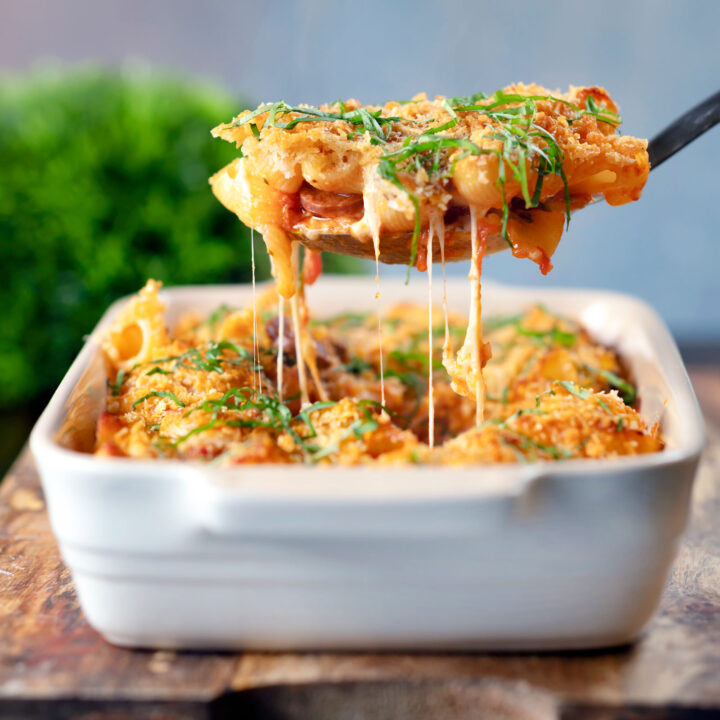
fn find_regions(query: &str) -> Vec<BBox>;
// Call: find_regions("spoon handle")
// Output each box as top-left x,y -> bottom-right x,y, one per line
648,89 -> 720,169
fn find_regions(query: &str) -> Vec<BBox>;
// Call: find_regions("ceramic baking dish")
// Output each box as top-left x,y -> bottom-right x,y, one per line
29,277 -> 705,651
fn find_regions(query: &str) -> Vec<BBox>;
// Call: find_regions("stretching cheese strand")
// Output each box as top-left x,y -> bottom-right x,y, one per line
250,226 -> 261,393
277,295 -> 285,401
427,223 -> 435,448
290,245 -> 310,407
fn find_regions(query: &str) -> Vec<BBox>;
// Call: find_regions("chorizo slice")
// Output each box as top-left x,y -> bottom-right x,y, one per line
299,184 -> 364,219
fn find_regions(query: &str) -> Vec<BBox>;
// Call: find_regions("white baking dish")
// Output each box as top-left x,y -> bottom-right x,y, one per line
29,277 -> 705,651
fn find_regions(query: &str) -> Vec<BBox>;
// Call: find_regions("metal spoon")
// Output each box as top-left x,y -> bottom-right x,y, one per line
291,89 -> 720,264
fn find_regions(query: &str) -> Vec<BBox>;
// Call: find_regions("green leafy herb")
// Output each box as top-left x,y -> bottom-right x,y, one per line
230,101 -> 400,145
108,369 -> 126,396
432,322 -> 465,340
483,313 -> 525,333
585,365 -> 637,405
335,356 -> 374,374
484,390 -> 553,432
515,325 -> 576,347
133,391 -> 186,409
296,400 -> 339,450
596,398 -> 613,414
501,429 -> 572,461
557,381 -> 591,400
389,348 -> 442,376
557,380 -> 613,415
499,436 -> 529,463
146,367 -> 171,376
317,311 -> 371,329
144,340 -> 259,375
384,368 -> 425,427
174,387 -> 340,456
206,304 -> 235,332
172,419 -> 222,446
310,399 -> 380,460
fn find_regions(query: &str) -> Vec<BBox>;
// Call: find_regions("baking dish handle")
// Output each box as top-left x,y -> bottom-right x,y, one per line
186,468 -> 544,539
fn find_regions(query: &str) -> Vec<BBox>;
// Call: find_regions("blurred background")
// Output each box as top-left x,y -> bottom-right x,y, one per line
1,0 -> 718,473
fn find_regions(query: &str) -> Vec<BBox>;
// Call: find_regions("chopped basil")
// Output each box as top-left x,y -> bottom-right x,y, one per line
133,391 -> 186,409
586,366 -> 637,406
107,369 -> 126,396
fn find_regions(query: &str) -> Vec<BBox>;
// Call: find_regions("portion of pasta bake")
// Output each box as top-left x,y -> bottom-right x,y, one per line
210,84 -> 648,277
208,84 -> 650,441
92,281 -> 662,465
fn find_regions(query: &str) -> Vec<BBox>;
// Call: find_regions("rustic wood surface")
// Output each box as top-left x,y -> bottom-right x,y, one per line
1,366 -> 719,720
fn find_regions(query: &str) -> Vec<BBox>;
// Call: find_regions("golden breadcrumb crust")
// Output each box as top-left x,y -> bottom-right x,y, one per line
91,281 -> 662,465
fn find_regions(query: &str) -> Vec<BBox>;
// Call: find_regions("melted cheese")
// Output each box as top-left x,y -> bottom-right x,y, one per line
290,244 -> 310,406
442,208 -> 489,424
260,225 -> 296,299
437,215 -> 451,375
277,295 -> 285,400
289,244 -> 329,405
250,226 -> 261,393
426,221 -> 435,447
366,175 -> 386,407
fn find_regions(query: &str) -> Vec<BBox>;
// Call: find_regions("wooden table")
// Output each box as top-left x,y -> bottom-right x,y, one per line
1,366 -> 719,720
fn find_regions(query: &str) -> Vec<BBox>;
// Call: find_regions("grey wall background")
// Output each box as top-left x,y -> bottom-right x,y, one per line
2,0 -> 719,343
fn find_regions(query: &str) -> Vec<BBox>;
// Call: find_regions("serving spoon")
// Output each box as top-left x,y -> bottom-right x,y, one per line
291,89 -> 720,264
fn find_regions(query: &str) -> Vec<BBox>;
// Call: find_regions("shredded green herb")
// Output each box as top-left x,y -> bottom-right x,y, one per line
172,386 -> 343,457
384,368 -> 425,427
171,387 -> 385,462
483,313 -> 525,333
483,309 -> 576,347
584,365 -> 637,405
108,369 -> 126,396
557,380 -> 592,399
318,311 -> 371,329
557,380 -> 613,415
389,348 -> 443,376
499,436 -> 529,463
310,399 -> 381,460
502,430 -> 572,461
143,340 -> 260,375
230,101 -> 400,145
334,356 -> 374,374
205,304 -> 235,332
146,366 -> 171,376
133,391 -> 186,409
515,325 -> 576,347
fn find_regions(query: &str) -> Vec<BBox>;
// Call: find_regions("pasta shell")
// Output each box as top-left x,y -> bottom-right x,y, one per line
210,158 -> 285,228
245,139 -> 303,193
301,149 -> 365,194
102,280 -> 169,370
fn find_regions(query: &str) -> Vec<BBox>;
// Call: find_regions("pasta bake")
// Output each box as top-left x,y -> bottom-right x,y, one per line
93,281 -> 662,464
209,85 -> 649,441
